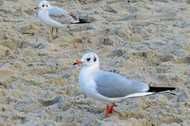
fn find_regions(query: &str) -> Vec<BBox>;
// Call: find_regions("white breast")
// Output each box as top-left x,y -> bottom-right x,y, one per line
79,68 -> 97,97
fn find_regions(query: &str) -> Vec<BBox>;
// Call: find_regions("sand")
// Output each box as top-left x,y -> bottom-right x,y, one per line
0,0 -> 190,125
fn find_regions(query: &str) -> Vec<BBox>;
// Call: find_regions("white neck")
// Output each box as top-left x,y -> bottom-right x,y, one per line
79,63 -> 100,98
82,63 -> 99,74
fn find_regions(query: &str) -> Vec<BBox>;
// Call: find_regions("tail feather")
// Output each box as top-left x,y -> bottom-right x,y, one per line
148,86 -> 176,93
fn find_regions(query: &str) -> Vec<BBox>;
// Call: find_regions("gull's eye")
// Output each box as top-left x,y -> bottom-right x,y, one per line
46,5 -> 48,7
93,57 -> 97,62
42,4 -> 45,7
87,58 -> 91,62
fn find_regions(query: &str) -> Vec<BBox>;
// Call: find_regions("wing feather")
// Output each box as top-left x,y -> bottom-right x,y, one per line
48,7 -> 79,24
48,7 -> 68,16
95,71 -> 149,98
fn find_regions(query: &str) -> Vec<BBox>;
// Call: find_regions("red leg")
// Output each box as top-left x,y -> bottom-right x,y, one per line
109,103 -> 117,113
104,104 -> 110,117
104,103 -> 117,117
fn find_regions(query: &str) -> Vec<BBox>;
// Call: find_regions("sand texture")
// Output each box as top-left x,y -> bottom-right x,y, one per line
0,0 -> 190,125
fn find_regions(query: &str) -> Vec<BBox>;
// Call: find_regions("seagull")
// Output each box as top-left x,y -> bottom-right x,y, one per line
73,52 -> 176,117
35,0 -> 89,39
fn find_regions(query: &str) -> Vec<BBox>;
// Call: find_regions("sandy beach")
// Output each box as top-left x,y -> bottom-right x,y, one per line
0,0 -> 190,125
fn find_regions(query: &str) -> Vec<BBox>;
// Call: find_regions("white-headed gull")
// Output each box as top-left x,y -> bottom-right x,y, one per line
35,0 -> 89,39
73,52 -> 175,117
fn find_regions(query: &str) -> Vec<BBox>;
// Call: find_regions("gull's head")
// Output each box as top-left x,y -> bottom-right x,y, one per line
38,0 -> 50,10
73,52 -> 100,68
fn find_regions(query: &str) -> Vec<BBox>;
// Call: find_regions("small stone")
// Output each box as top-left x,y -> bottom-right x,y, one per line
110,49 -> 127,58
18,23 -> 41,35
156,0 -> 169,3
159,55 -> 175,62
176,90 -> 189,102
186,0 -> 190,4
103,5 -> 117,13
182,56 -> 190,63
100,37 -> 114,46
40,96 -> 64,107
0,45 -> 11,57
0,0 -> 3,6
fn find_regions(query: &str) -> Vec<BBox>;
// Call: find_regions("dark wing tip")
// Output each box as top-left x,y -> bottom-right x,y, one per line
78,18 -> 91,23
148,86 -> 176,92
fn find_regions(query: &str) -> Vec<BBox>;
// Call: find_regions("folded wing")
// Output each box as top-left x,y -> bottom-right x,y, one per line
48,7 -> 68,16
48,6 -> 79,24
94,71 -> 149,98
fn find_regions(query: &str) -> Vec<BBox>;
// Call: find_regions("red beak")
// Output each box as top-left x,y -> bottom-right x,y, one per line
73,59 -> 83,65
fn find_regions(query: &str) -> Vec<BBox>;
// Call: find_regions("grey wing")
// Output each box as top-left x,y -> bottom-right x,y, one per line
48,7 -> 68,16
95,71 -> 149,98
48,7 -> 78,24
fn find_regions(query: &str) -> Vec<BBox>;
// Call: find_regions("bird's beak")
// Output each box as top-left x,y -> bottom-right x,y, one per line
34,7 -> 39,10
73,59 -> 83,65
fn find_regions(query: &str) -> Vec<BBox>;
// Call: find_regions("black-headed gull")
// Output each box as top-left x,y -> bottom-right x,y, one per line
35,0 -> 89,39
73,52 -> 176,117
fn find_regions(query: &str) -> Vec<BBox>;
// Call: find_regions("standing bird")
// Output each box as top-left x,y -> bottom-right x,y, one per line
35,0 -> 89,39
73,52 -> 176,117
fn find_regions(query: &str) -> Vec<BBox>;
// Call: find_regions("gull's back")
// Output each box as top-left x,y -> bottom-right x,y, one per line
48,6 -> 68,16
